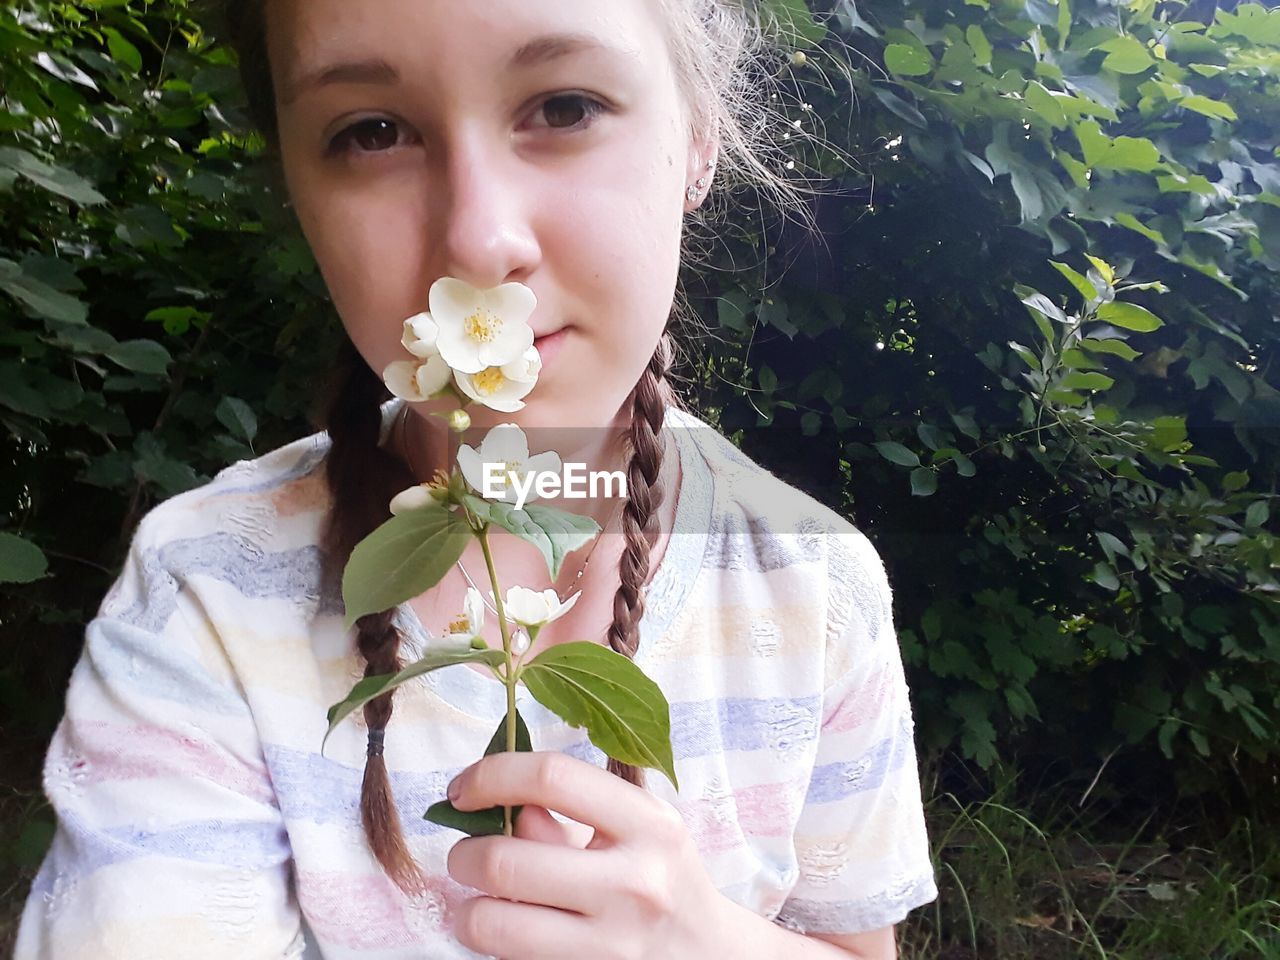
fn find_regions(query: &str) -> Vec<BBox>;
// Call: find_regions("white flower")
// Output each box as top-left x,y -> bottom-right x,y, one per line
510,627 -> 530,656
383,356 -> 451,402
500,344 -> 542,384
462,587 -> 484,635
430,277 -> 536,374
453,364 -> 538,412
436,587 -> 485,654
389,483 -> 433,515
457,423 -> 562,504
401,312 -> 440,359
498,586 -> 581,629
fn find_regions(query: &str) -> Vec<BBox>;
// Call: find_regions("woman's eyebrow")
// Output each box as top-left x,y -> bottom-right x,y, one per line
282,32 -> 638,105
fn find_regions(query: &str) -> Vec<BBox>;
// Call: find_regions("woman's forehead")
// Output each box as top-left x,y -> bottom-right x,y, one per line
268,0 -> 662,104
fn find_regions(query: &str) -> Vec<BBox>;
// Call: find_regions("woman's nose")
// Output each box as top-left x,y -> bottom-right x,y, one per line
434,135 -> 541,290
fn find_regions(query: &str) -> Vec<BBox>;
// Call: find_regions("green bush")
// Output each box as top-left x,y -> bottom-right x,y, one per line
704,0 -> 1280,793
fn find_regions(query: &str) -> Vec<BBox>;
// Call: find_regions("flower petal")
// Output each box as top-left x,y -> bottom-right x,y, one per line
436,326 -> 486,374
480,423 -> 532,462
389,484 -> 434,515
525,450 -> 563,478
485,283 -> 538,325
477,317 -> 534,370
501,345 -> 542,383
402,312 -> 440,358
428,277 -> 479,329
383,360 -> 427,401
457,444 -> 485,493
414,354 -> 452,396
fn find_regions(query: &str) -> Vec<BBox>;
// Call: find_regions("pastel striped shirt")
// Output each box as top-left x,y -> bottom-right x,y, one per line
17,399 -> 938,958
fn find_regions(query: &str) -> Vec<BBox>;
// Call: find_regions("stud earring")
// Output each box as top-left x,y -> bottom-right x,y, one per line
686,183 -> 699,202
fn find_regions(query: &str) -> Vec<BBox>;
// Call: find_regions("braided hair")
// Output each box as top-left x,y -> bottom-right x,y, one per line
319,334 -> 683,890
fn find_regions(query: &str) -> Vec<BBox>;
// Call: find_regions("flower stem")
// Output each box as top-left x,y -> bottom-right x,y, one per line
477,528 -> 517,838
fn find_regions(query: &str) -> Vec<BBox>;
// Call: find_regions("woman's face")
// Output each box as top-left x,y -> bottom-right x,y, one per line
267,0 -> 712,433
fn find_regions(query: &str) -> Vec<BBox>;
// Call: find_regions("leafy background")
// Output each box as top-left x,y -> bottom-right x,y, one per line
1,0 -> 1277,954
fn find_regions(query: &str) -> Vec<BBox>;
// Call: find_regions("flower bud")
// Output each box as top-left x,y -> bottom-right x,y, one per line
790,51 -> 807,68
449,409 -> 472,433
469,635 -> 488,650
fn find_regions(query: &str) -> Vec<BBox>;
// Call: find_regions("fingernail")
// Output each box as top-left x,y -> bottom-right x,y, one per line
447,775 -> 461,803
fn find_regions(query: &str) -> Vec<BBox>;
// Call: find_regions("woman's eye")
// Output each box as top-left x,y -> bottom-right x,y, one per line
528,93 -> 606,132
326,95 -> 605,159
327,118 -> 409,158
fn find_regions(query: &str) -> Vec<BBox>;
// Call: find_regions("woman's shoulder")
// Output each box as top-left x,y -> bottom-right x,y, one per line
668,407 -> 894,674
670,405 -> 886,585
116,428 -> 336,602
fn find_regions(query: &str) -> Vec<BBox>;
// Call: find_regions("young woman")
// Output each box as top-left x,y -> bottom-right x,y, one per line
16,1 -> 938,957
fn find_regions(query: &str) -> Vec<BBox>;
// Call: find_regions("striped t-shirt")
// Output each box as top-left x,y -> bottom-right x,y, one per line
17,399 -> 938,959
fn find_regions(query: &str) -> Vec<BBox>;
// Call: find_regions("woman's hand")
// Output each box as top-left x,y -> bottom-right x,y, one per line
445,751 -> 723,960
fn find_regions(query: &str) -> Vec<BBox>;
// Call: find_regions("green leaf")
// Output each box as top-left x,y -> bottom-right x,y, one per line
874,441 -> 921,467
1222,471 -> 1249,493
1151,416 -> 1187,452
910,467 -> 937,497
1085,253 -> 1116,288
103,27 -> 143,73
884,43 -> 933,76
322,647 -> 508,754
872,88 -> 927,129
951,412 -> 980,440
758,364 -> 778,394
1245,500 -> 1270,530
716,288 -> 750,332
145,305 -> 209,337
1008,341 -> 1042,370
215,396 -> 258,445
1060,347 -> 1105,370
1049,260 -> 1098,303
470,500 -> 599,581
342,504 -> 473,630
1079,337 -> 1141,361
522,642 -> 678,790
0,532 -> 48,584
1098,35 -> 1154,74
0,257 -> 88,325
952,451 -> 976,478
105,339 -> 172,375
1178,95 -> 1236,122
966,24 -> 993,67
1096,301 -> 1164,332
1059,371 -> 1115,391
760,0 -> 827,47
1096,531 -> 1130,563
0,147 -> 106,205
1092,562 -> 1120,592
1102,136 -> 1161,173
424,707 -> 532,837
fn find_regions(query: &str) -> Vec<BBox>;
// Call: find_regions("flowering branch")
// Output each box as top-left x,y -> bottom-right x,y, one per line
322,276 -> 678,843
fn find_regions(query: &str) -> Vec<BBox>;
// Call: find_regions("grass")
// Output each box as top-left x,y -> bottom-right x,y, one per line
900,756 -> 1280,960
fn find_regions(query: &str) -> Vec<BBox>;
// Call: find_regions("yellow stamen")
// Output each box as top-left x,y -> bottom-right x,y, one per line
464,310 -> 500,343
448,617 -> 470,634
472,367 -> 506,395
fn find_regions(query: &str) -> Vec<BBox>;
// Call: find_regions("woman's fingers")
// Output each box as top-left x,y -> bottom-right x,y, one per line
513,804 -> 593,848
447,834 -> 607,914
450,751 -> 667,842
451,893 -> 590,960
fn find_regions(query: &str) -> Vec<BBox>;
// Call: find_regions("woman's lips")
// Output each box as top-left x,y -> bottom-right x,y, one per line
533,327 -> 569,368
